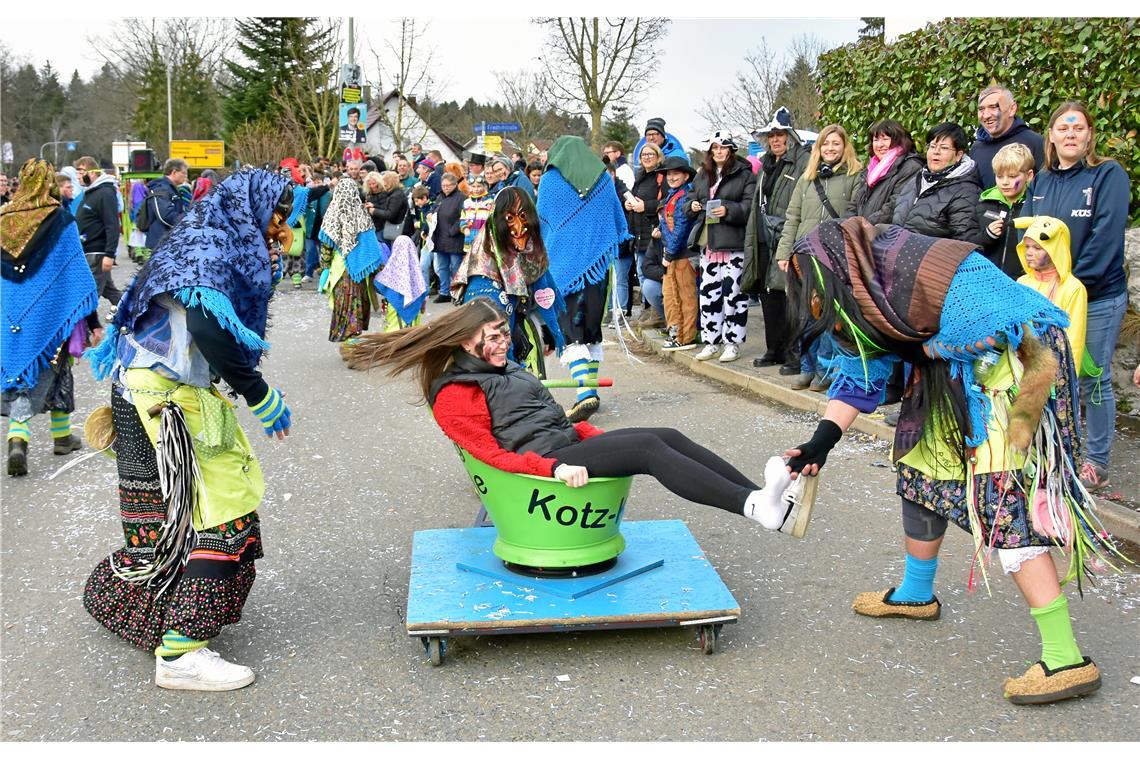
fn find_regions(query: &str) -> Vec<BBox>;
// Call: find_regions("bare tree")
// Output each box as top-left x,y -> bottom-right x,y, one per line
492,70 -> 562,157
368,18 -> 439,154
697,35 -> 828,135
228,117 -> 309,168
535,17 -> 671,150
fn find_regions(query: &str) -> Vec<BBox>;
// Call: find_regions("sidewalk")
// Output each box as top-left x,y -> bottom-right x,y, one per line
622,303 -> 1140,546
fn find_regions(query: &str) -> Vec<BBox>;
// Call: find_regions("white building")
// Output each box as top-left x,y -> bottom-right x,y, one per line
364,90 -> 465,163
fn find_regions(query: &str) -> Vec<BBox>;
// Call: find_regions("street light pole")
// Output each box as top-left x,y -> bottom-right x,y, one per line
166,57 -> 174,148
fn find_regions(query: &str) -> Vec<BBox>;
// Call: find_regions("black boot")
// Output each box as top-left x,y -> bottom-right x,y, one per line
7,438 -> 28,477
53,434 -> 83,455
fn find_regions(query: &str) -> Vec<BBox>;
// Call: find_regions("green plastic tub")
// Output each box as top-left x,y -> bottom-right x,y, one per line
456,446 -> 632,568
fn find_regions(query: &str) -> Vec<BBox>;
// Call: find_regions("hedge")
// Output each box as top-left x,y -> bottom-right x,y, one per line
817,17 -> 1140,224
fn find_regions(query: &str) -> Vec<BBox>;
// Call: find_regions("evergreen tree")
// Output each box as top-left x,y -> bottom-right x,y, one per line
773,54 -> 820,130
602,105 -> 638,151
224,17 -> 335,135
859,18 -> 885,42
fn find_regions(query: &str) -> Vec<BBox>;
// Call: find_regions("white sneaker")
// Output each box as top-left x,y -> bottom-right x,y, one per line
301,275 -> 313,283
155,648 -> 255,691
718,344 -> 740,362
694,344 -> 720,361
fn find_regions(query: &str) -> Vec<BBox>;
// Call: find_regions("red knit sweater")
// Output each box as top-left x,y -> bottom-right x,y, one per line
432,383 -> 603,477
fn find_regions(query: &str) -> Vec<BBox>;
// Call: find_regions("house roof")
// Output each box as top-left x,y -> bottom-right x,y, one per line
366,89 -> 467,156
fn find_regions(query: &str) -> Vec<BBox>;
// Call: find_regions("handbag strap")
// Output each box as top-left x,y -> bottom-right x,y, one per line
813,179 -> 841,220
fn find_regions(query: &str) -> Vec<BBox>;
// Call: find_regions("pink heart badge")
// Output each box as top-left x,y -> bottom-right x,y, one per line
534,287 -> 556,310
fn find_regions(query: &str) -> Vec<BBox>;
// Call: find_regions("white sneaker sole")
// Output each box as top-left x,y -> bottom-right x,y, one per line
156,670 -> 255,691
781,475 -> 818,539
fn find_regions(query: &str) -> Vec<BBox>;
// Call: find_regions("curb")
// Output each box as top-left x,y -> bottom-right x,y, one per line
633,326 -> 1140,547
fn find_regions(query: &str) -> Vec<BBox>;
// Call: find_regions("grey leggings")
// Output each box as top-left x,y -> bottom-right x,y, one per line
901,497 -> 948,541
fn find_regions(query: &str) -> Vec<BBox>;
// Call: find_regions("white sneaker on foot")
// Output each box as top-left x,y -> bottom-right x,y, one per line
718,344 -> 740,362
743,456 -> 817,538
694,344 -> 719,361
155,648 -> 255,691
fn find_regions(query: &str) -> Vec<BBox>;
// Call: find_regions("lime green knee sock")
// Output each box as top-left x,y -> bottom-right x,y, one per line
49,411 -> 71,439
7,420 -> 30,442
1030,594 -> 1083,670
155,629 -> 208,660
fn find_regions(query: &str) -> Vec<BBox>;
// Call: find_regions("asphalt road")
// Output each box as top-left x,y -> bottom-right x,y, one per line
2,281 -> 1138,742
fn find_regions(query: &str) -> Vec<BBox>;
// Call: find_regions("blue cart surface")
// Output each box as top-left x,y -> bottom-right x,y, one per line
406,519 -> 740,664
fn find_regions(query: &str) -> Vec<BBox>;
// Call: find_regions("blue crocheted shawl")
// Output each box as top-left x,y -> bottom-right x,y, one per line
2,210 -> 98,392
537,144 -> 630,296
86,169 -> 292,379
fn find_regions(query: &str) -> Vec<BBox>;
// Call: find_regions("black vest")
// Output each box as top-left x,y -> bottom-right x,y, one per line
429,351 -> 579,456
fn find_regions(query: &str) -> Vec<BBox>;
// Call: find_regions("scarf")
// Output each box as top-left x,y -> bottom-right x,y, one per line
86,168 -> 293,379
538,137 -> 630,296
793,218 -> 1068,446
919,155 -> 976,195
2,160 -> 98,392
372,235 -> 428,324
191,177 -> 213,203
1,158 -> 61,257
865,147 -> 902,188
318,178 -> 387,282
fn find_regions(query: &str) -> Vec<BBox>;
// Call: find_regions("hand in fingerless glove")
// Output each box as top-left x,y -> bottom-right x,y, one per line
250,387 -> 291,437
786,419 -> 842,474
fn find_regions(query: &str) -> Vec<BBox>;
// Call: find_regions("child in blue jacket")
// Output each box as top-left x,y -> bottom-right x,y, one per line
654,156 -> 698,350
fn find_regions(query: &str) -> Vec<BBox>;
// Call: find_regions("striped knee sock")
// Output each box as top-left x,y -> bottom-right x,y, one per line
887,554 -> 938,603
569,358 -> 597,402
1031,594 -> 1083,670
155,629 -> 208,660
7,420 -> 30,442
49,411 -> 71,440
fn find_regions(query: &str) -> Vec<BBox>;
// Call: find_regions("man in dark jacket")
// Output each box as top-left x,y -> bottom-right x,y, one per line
143,158 -> 189,250
969,85 -> 1045,188
73,156 -> 123,307
893,122 -> 984,244
432,172 -> 466,303
745,106 -> 810,372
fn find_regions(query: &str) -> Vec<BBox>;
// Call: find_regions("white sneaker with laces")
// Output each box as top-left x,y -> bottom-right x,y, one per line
694,344 -> 720,361
718,344 -> 740,362
155,648 -> 255,691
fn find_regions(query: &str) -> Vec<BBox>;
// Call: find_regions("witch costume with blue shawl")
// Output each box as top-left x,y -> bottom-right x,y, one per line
537,136 -> 631,419
81,169 -> 298,668
2,158 -> 99,468
789,217 -> 1125,591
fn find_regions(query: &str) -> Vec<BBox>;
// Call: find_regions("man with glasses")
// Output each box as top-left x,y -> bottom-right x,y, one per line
969,85 -> 1045,189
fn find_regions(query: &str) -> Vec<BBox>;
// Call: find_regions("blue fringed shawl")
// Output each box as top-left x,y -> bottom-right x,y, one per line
2,216 -> 98,392
86,169 -> 292,379
537,167 -> 631,297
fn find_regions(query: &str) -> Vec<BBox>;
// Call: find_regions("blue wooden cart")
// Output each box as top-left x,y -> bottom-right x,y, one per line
406,519 -> 741,665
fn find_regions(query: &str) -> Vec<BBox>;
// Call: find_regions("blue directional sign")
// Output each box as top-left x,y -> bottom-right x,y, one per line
473,122 -> 521,133
67,142 -> 77,151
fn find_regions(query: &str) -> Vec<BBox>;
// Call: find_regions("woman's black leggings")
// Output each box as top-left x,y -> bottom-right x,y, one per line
546,428 -> 758,514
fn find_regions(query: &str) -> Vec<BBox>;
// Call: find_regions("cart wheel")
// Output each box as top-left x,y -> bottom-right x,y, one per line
427,636 -> 445,666
698,625 -> 717,655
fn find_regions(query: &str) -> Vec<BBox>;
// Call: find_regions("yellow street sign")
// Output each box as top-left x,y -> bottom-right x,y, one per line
483,135 -> 503,153
170,140 -> 226,169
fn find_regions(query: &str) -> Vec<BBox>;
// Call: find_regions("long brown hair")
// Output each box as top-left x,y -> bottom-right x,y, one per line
804,124 -> 862,180
340,297 -> 507,402
1044,101 -> 1107,169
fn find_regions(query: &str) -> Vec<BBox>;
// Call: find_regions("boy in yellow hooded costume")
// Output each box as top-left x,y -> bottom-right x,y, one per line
1015,216 -> 1087,364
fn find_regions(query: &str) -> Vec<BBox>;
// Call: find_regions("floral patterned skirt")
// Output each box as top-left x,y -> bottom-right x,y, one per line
328,271 -> 371,342
82,391 -> 263,651
895,326 -> 1082,550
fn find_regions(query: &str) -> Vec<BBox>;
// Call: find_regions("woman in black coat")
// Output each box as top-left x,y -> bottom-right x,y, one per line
684,131 -> 757,363
365,171 -> 409,244
431,172 -> 467,302
846,119 -> 924,224
891,123 -> 984,243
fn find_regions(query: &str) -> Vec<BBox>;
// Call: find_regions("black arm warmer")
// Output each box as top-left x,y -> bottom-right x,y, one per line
185,305 -> 269,406
786,419 -> 843,474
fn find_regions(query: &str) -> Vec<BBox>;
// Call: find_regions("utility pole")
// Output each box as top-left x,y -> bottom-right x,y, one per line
348,18 -> 355,66
166,57 -> 174,147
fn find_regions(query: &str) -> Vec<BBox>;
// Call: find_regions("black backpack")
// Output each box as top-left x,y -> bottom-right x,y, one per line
135,190 -> 159,232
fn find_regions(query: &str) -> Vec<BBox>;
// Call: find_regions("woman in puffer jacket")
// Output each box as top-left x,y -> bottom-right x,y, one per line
892,122 -> 984,243
846,119 -> 924,224
774,124 -> 862,391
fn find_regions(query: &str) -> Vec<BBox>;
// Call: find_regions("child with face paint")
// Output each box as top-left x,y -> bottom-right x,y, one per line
1014,216 -> 1088,366
976,143 -> 1035,278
